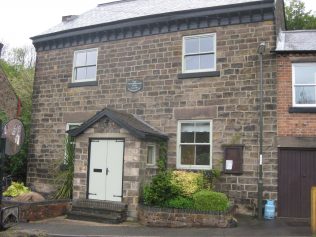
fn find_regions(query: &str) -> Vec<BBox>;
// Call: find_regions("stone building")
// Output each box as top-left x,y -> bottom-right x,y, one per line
29,0 -> 284,219
276,30 -> 316,219
0,43 -> 18,120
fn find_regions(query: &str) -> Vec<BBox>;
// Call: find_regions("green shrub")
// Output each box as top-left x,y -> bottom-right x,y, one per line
193,190 -> 229,211
167,196 -> 194,209
143,170 -> 180,206
3,182 -> 30,197
171,171 -> 204,197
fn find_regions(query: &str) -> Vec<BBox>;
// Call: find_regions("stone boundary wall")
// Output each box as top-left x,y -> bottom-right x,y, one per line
3,199 -> 71,222
138,205 -> 237,228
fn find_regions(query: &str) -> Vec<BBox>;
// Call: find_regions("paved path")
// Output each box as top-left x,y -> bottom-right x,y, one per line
4,215 -> 313,237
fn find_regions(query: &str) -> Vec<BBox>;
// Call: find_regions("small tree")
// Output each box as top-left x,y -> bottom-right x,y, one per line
285,0 -> 316,30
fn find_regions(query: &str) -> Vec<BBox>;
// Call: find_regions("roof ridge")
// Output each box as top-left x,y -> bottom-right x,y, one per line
98,0 -> 137,7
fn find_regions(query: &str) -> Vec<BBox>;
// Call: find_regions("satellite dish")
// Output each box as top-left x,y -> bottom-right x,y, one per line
1,119 -> 25,156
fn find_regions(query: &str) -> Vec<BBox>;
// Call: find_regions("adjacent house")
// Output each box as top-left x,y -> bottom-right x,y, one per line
0,43 -> 19,120
29,0 -> 285,219
276,30 -> 316,219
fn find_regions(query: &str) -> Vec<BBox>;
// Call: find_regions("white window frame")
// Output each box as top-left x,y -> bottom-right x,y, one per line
72,48 -> 98,83
292,63 -> 316,107
176,120 -> 212,170
182,33 -> 216,73
146,144 -> 156,166
64,123 -> 81,163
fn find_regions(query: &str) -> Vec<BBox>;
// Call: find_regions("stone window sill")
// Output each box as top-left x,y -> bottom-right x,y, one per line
177,71 -> 220,79
68,81 -> 98,88
289,107 -> 316,113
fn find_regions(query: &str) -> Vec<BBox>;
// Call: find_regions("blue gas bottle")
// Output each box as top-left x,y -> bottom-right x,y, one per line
264,200 -> 275,219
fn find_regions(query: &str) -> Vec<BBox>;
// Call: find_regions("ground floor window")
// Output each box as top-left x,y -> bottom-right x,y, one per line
146,144 -> 156,166
177,120 -> 212,169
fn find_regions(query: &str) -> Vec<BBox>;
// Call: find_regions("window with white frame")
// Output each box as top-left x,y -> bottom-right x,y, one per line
72,48 -> 98,82
147,144 -> 156,165
177,121 -> 212,169
292,63 -> 316,106
182,33 -> 216,73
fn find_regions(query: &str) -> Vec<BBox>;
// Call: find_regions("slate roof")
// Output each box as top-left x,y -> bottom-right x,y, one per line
37,0 -> 270,36
68,107 -> 168,141
276,30 -> 316,52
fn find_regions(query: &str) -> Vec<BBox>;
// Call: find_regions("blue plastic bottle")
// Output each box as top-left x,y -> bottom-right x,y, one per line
264,200 -> 275,219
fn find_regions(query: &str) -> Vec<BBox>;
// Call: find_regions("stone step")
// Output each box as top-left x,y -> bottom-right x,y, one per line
72,199 -> 127,212
71,206 -> 122,216
67,199 -> 128,224
67,211 -> 122,224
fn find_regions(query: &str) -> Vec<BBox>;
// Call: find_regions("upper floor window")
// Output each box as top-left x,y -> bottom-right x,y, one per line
72,49 -> 98,82
292,63 -> 316,107
177,120 -> 212,170
182,33 -> 216,73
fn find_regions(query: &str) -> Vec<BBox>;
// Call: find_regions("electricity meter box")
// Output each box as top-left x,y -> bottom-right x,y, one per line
222,144 -> 244,175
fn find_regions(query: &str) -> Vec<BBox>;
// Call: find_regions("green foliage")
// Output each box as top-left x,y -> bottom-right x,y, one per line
143,170 -> 180,206
193,190 -> 229,212
0,110 -> 9,124
55,136 -> 75,199
157,141 -> 167,172
0,58 -> 34,181
167,196 -> 194,209
285,0 -> 316,30
201,169 -> 221,190
171,171 -> 204,197
3,181 -> 30,197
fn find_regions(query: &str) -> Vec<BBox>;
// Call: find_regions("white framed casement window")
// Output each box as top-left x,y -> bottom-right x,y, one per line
72,48 -> 98,82
146,144 -> 156,166
176,120 -> 212,170
182,33 -> 216,73
292,63 -> 316,107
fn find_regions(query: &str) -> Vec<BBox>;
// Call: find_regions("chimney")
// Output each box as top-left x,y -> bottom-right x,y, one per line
62,15 -> 78,23
0,43 -> 3,58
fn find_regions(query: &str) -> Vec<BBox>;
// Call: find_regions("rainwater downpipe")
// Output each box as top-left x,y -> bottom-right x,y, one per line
257,42 -> 265,220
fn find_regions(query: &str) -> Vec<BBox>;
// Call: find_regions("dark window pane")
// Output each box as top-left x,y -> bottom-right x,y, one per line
181,123 -> 195,143
69,124 -> 80,130
295,86 -> 316,104
181,132 -> 194,143
75,52 -> 86,66
75,67 -> 86,81
86,50 -> 97,65
200,36 -> 214,52
196,132 -> 210,143
185,38 -> 199,54
181,145 -> 195,165
196,145 -> 210,165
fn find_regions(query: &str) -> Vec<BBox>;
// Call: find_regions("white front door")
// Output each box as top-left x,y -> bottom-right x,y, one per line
88,139 -> 124,202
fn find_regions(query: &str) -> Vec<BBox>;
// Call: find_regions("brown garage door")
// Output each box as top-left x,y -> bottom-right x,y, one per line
278,148 -> 316,218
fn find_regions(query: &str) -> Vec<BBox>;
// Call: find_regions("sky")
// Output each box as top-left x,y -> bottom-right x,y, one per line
0,0 -> 316,49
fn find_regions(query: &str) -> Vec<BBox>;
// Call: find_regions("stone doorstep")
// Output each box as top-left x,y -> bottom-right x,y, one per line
72,199 -> 127,212
68,199 -> 128,224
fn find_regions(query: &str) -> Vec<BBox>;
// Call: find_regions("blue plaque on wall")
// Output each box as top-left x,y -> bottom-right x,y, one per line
127,80 -> 143,93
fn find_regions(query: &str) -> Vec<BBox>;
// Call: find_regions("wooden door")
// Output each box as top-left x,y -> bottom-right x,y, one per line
278,148 -> 316,218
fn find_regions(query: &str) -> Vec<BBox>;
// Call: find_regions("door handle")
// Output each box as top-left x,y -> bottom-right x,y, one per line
106,168 -> 109,175
88,193 -> 97,195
